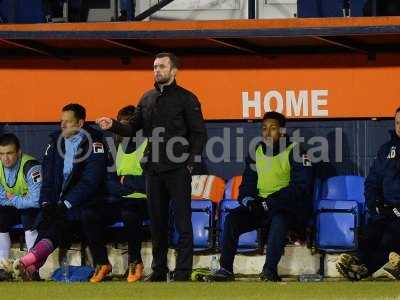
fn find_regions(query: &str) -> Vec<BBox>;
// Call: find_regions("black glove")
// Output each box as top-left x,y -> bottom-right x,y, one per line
380,204 -> 400,219
248,200 -> 264,217
257,197 -> 270,213
243,197 -> 268,217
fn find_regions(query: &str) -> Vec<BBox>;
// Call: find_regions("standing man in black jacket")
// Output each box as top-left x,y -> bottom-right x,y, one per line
97,53 -> 207,281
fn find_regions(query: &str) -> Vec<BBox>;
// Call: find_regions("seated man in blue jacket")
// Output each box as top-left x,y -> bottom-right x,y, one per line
105,105 -> 148,282
12,103 -> 111,282
0,134 -> 41,271
336,107 -> 400,281
207,111 -> 313,282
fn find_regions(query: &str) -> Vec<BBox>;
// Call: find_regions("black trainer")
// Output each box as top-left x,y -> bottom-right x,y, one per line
144,272 -> 168,282
0,269 -> 12,281
260,269 -> 282,282
170,271 -> 191,282
205,269 -> 235,282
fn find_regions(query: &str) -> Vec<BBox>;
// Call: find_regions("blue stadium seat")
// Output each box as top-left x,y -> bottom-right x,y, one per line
315,175 -> 365,252
320,176 -> 365,202
320,175 -> 366,215
316,200 -> 359,251
297,0 -> 365,17
108,219 -> 150,229
0,0 -> 45,23
218,200 -> 259,253
10,223 -> 24,230
108,221 -> 124,229
170,200 -> 215,252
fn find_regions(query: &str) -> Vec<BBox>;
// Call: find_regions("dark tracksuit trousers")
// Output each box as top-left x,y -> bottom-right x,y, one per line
0,206 -> 39,232
107,199 -> 148,263
37,206 -> 109,266
146,167 -> 193,277
357,217 -> 400,274
220,206 -> 291,274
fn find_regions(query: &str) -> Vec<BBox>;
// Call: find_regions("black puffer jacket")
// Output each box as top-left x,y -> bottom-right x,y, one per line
110,80 -> 207,174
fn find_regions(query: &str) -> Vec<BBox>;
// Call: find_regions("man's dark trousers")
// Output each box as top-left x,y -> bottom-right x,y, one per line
37,206 -> 109,265
357,217 -> 400,274
220,206 -> 290,274
146,167 -> 193,278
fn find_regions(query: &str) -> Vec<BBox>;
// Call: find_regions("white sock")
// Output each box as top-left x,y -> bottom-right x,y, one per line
0,232 -> 11,260
24,230 -> 38,251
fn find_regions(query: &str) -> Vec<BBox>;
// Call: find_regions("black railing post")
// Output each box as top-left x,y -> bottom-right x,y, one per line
248,0 -> 256,19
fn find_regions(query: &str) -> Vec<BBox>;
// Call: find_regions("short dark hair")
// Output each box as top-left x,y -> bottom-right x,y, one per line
0,133 -> 20,151
155,52 -> 179,69
396,107 -> 400,114
262,111 -> 286,127
117,105 -> 136,121
62,103 -> 86,121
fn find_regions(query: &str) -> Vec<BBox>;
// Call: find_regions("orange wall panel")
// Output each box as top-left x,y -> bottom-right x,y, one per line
0,54 -> 399,122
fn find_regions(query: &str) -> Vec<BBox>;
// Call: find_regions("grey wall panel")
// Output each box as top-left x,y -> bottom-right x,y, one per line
0,119 -> 395,180
0,124 -> 58,161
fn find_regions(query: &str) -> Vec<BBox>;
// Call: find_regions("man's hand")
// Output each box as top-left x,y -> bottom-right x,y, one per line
6,192 -> 14,200
242,197 -> 268,217
248,199 -> 263,213
96,117 -> 113,130
187,164 -> 194,174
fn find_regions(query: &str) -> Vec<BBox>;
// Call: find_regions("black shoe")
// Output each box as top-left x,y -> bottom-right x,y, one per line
30,271 -> 42,281
205,269 -> 235,282
144,272 -> 168,282
170,271 -> 191,282
0,269 -> 13,281
260,269 -> 282,282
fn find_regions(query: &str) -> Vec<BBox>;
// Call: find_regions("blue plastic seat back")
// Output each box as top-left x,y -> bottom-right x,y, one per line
0,0 -> 45,23
297,0 -> 365,17
10,223 -> 23,230
316,199 -> 358,252
108,218 -> 150,229
320,175 -> 365,207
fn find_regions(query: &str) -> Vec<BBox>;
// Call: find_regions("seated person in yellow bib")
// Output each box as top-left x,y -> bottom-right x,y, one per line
207,111 -> 313,282
0,134 -> 41,278
105,105 -> 148,283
